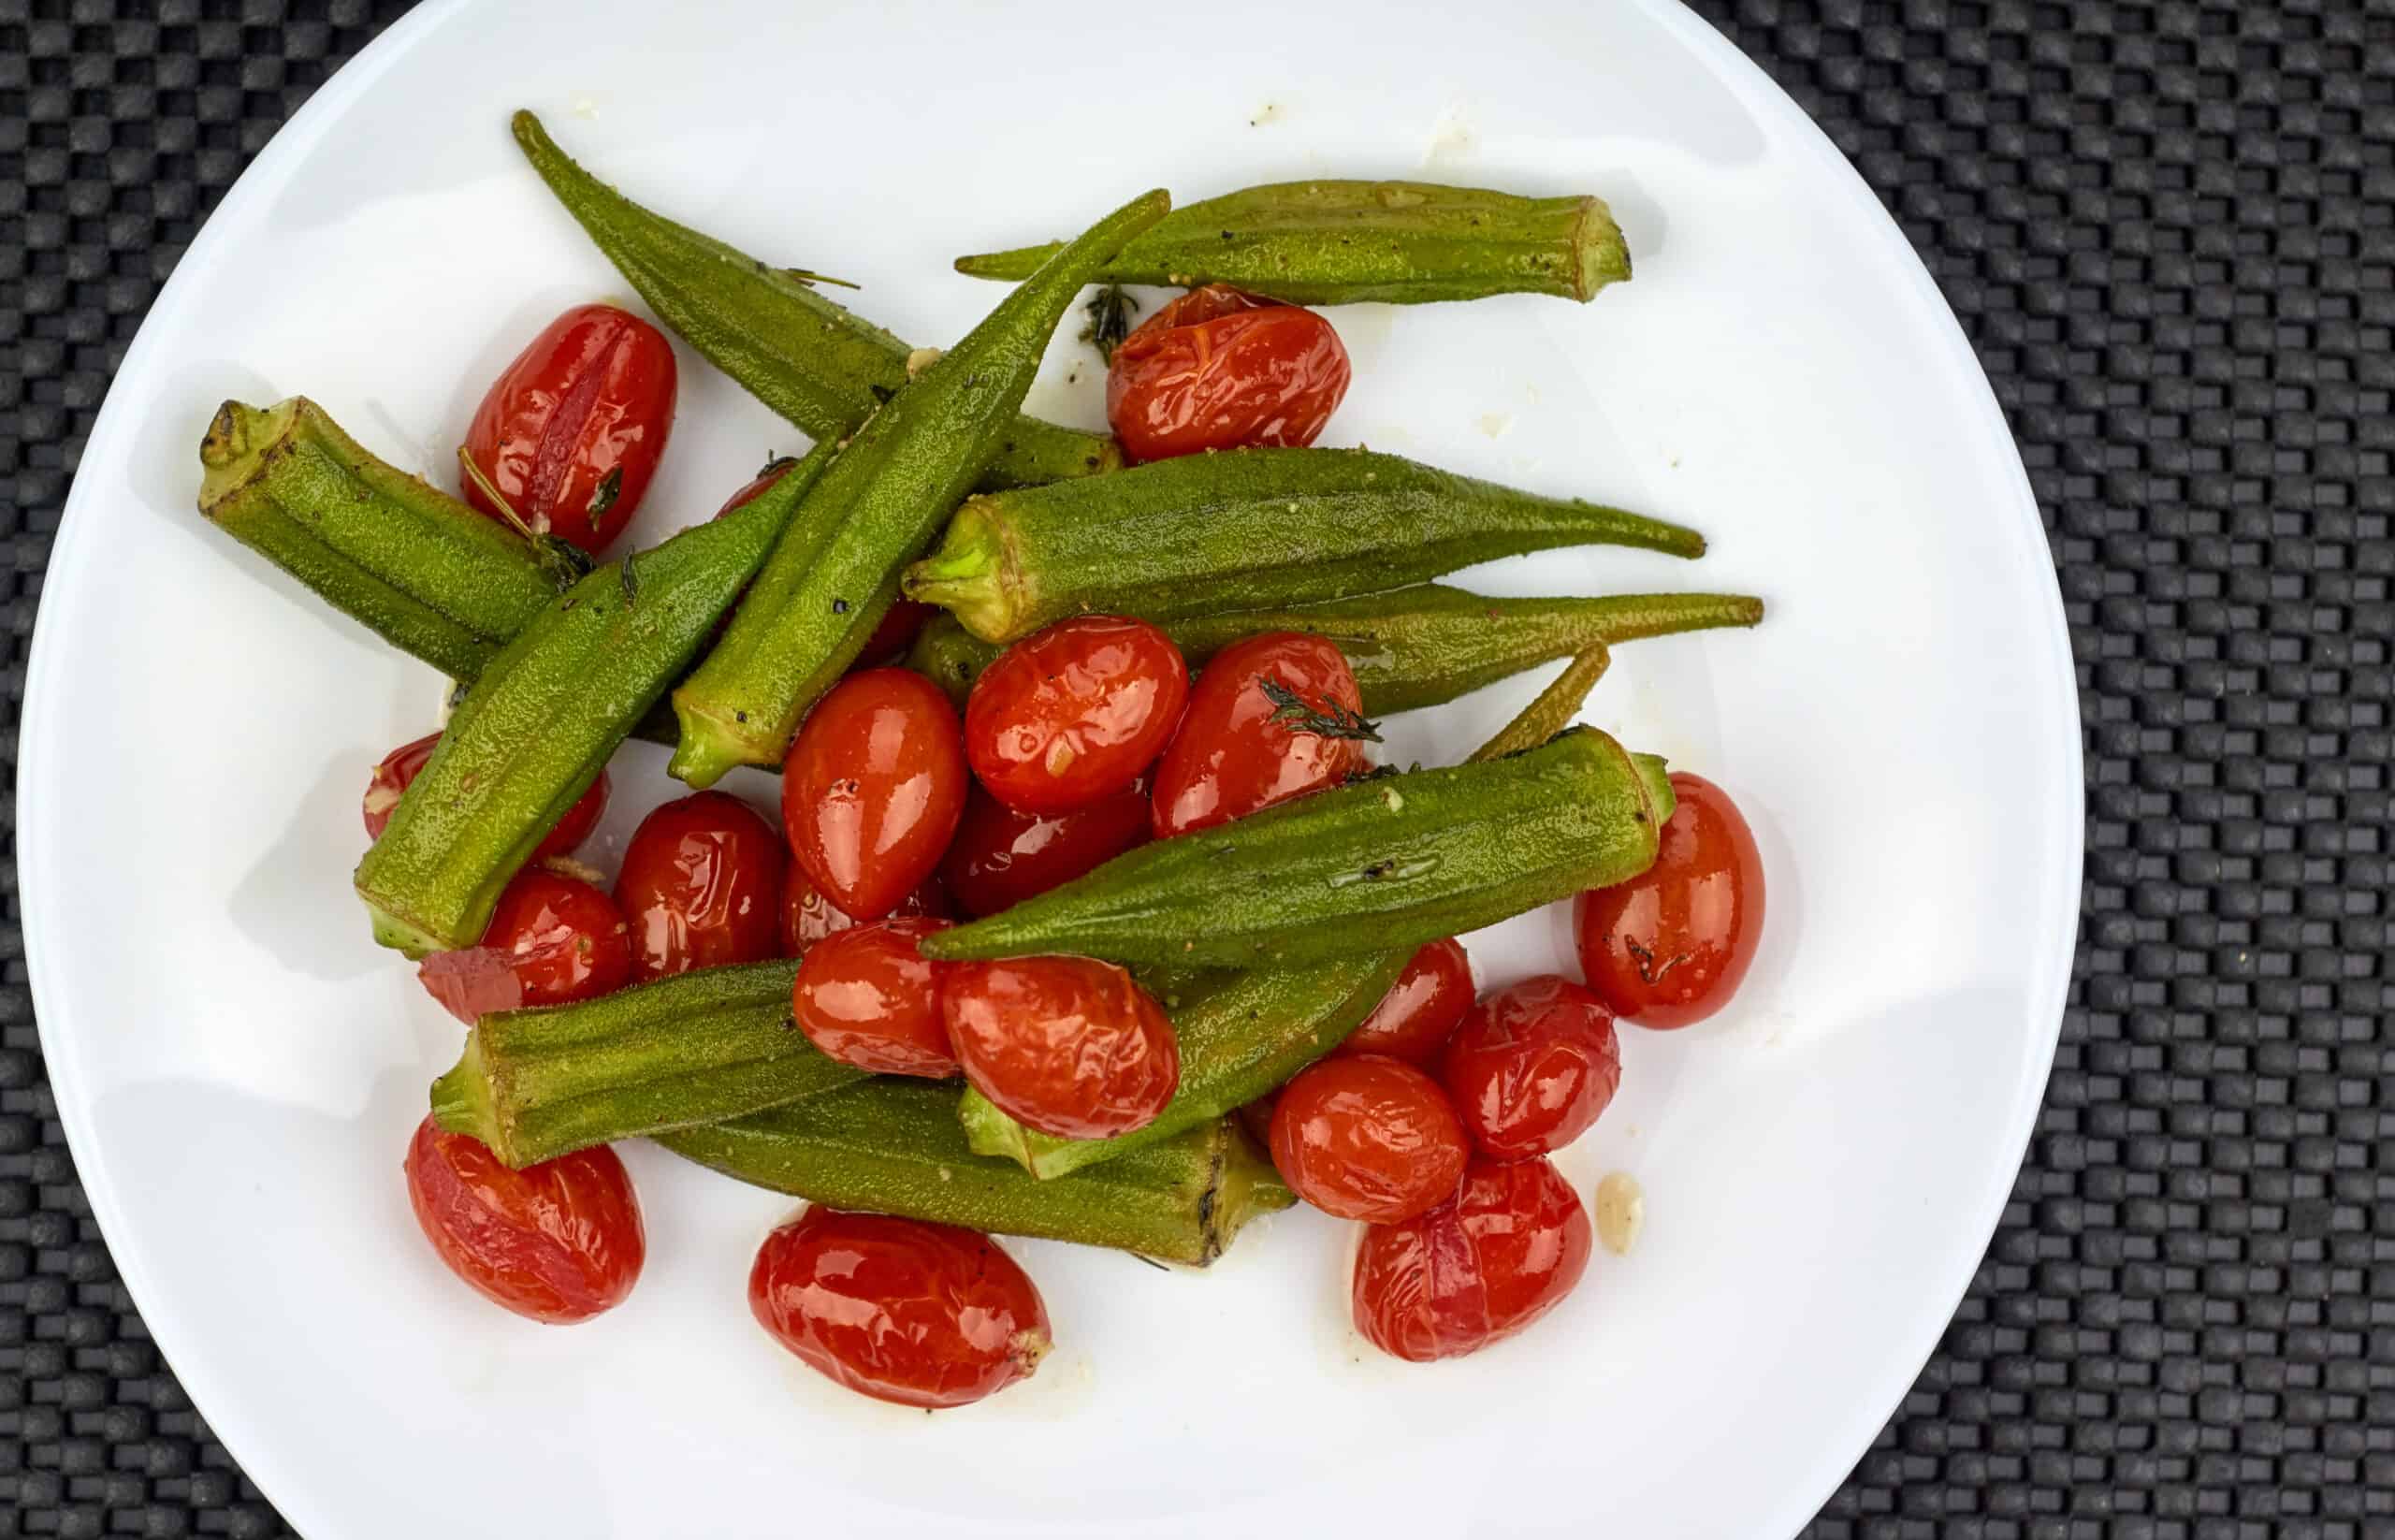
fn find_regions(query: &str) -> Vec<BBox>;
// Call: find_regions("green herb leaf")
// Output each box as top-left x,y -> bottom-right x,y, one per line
1259,676 -> 1382,742
619,556 -> 640,609
782,266 -> 862,291
1078,283 -> 1140,363
586,465 -> 624,525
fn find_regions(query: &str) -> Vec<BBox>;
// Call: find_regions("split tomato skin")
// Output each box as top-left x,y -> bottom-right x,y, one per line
364,732 -> 607,860
1106,284 -> 1351,462
749,1207 -> 1051,1409
1150,632 -> 1372,838
1574,773 -> 1766,1029
461,302 -> 677,553
613,791 -> 787,983
1268,1054 -> 1470,1224
1335,938 -> 1475,1065
416,866 -> 631,1024
943,956 -> 1180,1140
939,780 -> 1153,919
965,617 -> 1188,816
791,918 -> 960,1078
781,669 -> 970,923
1351,1155 -> 1591,1363
1439,975 -> 1621,1159
780,858 -> 951,959
403,1115 -> 644,1324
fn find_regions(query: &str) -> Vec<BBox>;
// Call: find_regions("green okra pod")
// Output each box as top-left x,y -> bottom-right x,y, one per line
921,728 -> 1674,971
669,190 -> 1172,787
356,443 -> 836,956
428,959 -> 866,1169
656,1081 -> 1291,1266
196,397 -> 563,682
512,110 -> 1118,491
905,588 -> 1763,714
902,448 -> 1706,644
953,181 -> 1631,305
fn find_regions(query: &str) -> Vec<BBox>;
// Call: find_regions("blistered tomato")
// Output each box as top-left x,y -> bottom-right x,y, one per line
943,956 -> 1180,1140
965,617 -> 1188,816
403,1115 -> 644,1323
416,866 -> 631,1024
1351,1155 -> 1591,1362
781,858 -> 951,959
938,780 -> 1153,918
1574,773 -> 1765,1028
791,918 -> 959,1078
1335,938 -> 1475,1064
1106,284 -> 1351,462
1150,632 -> 1372,837
363,732 -> 607,860
749,1207 -> 1050,1409
781,669 -> 969,922
1269,1054 -> 1469,1223
612,791 -> 786,982
461,303 -> 677,553
1439,975 -> 1621,1159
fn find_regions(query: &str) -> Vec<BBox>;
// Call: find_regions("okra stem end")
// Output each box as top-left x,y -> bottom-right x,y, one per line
428,1033 -> 513,1163
197,398 -> 299,517
1573,196 -> 1633,300
900,501 -> 1025,643
1205,1122 -> 1297,1262
667,689 -> 777,789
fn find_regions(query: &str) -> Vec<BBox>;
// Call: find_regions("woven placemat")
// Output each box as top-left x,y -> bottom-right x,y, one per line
6,2 -> 2390,1534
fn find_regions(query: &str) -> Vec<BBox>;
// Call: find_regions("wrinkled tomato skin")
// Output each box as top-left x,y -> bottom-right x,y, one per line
1269,1054 -> 1469,1223
1439,976 -> 1621,1159
1352,1155 -> 1591,1363
939,781 -> 1153,918
613,791 -> 787,983
1335,938 -> 1475,1065
417,867 -> 632,1024
462,303 -> 677,553
791,918 -> 959,1077
1106,285 -> 1351,462
403,1115 -> 645,1324
781,669 -> 969,923
965,617 -> 1188,816
1151,632 -> 1370,838
749,1207 -> 1051,1409
1575,773 -> 1766,1029
364,732 -> 607,860
943,957 -> 1180,1140
780,858 -> 951,959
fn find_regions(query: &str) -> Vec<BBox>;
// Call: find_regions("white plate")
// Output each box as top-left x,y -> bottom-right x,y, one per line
21,2 -> 2080,1534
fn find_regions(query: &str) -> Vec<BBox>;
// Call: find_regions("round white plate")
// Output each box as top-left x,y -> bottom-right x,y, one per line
22,2 -> 2080,1534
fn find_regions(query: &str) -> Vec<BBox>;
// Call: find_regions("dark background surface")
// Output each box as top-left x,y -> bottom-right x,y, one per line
5,1 -> 2391,1534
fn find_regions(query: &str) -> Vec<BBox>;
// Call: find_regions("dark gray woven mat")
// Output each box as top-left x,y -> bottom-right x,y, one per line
6,1 -> 2391,1534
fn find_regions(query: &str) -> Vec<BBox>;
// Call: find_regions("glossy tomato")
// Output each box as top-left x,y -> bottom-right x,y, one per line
1269,1054 -> 1469,1223
712,454 -> 801,518
1439,976 -> 1620,1158
781,857 -> 950,959
1335,938 -> 1475,1064
965,617 -> 1188,816
938,780 -> 1152,919
1352,1155 -> 1591,1363
1150,632 -> 1372,837
613,791 -> 786,983
943,956 -> 1180,1140
749,1207 -> 1051,1409
416,866 -> 631,1024
363,732 -> 607,860
791,918 -> 958,1077
1106,284 -> 1351,462
461,303 -> 677,553
1575,772 -> 1765,1029
781,669 -> 969,922
403,1115 -> 644,1324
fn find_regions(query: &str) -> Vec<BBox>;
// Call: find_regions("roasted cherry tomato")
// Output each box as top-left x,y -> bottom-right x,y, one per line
416,866 -> 631,1024
712,454 -> 801,518
965,617 -> 1187,816
1151,632 -> 1372,837
1575,773 -> 1766,1029
613,791 -> 786,983
1439,976 -> 1620,1158
1352,1155 -> 1591,1363
781,669 -> 969,923
791,918 -> 959,1078
1269,1054 -> 1469,1223
403,1115 -> 644,1324
781,858 -> 951,959
363,732 -> 607,860
461,303 -> 677,554
749,1207 -> 1051,1409
1106,284 -> 1351,463
943,956 -> 1180,1140
938,780 -> 1153,919
1335,938 -> 1475,1065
